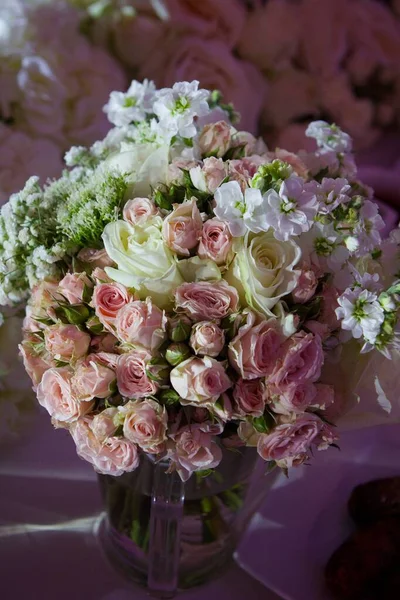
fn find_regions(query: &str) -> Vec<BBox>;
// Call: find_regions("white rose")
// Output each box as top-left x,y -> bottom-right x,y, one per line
225,230 -> 301,317
238,0 -> 300,71
139,36 -> 266,134
102,219 -> 183,310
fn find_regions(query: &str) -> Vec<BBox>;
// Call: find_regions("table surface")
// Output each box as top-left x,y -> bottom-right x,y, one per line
0,413 -> 281,600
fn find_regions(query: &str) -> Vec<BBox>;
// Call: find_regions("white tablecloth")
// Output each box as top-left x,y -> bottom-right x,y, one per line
0,413 -> 281,600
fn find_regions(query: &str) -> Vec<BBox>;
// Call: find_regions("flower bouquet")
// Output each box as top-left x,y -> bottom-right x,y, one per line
1,79 -> 399,592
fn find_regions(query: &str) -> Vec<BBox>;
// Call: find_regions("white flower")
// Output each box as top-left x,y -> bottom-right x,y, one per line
298,221 -> 349,271
153,80 -> 210,139
306,120 -> 352,153
103,79 -> 156,127
351,200 -> 385,256
308,177 -> 351,214
262,175 -> 318,241
336,287 -> 385,344
213,181 -> 271,237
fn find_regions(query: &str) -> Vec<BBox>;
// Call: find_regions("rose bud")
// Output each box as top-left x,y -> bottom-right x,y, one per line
168,315 -> 192,343
190,321 -> 225,357
165,342 -> 192,366
198,121 -> 232,158
146,357 -> 171,385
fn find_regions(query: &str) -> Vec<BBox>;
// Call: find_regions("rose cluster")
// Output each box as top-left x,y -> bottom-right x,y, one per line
3,79 -> 397,482
20,263 -> 337,480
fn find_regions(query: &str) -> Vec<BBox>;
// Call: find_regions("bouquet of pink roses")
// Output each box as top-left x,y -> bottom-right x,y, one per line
2,79 -> 399,482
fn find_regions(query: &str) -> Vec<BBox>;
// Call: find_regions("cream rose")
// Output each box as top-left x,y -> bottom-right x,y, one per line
102,219 -> 183,310
225,230 -> 301,317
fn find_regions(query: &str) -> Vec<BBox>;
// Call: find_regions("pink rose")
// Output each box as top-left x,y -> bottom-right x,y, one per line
198,121 -> 232,158
123,197 -> 158,226
19,341 -> 53,389
170,356 -> 231,406
198,219 -> 233,265
190,321 -> 225,357
70,418 -> 139,476
191,157 -> 227,194
257,413 -> 328,467
94,436 -> 140,476
291,266 -> 318,304
58,272 -> 93,305
116,297 -> 167,351
37,368 -> 94,423
228,311 -> 283,379
29,279 -> 63,323
233,378 -> 266,417
168,424 -> 223,481
72,358 -> 116,401
269,331 -> 324,387
120,398 -> 167,453
162,198 -> 203,256
90,333 -> 118,353
77,247 -> 114,268
227,155 -> 268,191
175,280 -> 239,321
167,157 -> 199,186
90,352 -> 120,369
92,282 -> 133,329
90,407 -> 118,443
44,324 -> 91,362
116,350 -> 158,398
267,382 -> 318,415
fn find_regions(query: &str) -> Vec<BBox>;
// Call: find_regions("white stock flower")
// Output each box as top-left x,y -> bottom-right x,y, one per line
336,287 -> 385,344
262,176 -> 318,241
103,79 -> 156,127
309,177 -> 351,214
306,120 -> 352,153
153,80 -> 210,138
213,181 -> 271,237
350,200 -> 385,257
298,221 -> 349,271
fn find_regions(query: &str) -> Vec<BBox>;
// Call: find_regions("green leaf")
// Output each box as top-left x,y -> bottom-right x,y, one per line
252,415 -> 269,433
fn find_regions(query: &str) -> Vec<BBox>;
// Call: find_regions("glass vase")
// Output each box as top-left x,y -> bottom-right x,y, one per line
98,446 -> 273,598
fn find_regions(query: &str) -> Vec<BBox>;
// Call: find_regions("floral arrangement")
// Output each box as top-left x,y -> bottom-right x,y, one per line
0,0 -> 126,201
69,0 -> 400,151
2,79 -> 399,482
